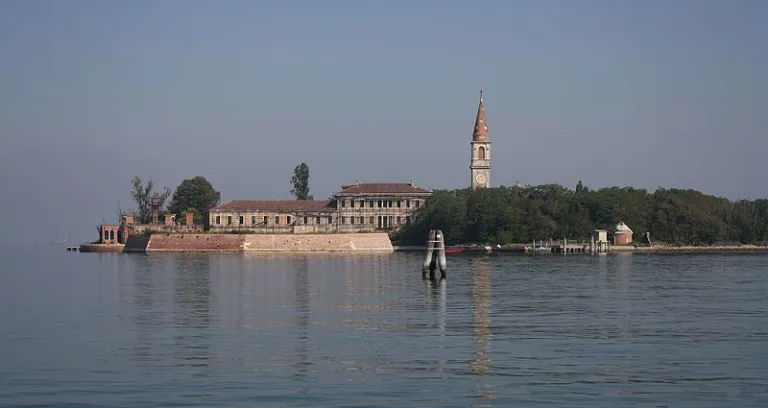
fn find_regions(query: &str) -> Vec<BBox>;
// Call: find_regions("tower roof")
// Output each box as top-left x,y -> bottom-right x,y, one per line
472,89 -> 490,142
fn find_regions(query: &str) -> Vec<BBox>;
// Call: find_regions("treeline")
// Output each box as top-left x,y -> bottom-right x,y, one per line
393,183 -> 768,246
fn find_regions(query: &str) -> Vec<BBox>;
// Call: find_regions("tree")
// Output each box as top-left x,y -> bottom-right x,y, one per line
290,162 -> 314,200
392,183 -> 768,246
130,176 -> 172,224
167,176 -> 221,224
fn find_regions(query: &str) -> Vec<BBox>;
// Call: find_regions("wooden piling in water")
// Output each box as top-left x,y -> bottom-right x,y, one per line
422,229 -> 447,280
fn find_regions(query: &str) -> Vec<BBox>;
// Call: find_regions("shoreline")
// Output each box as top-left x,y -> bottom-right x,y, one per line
393,244 -> 768,254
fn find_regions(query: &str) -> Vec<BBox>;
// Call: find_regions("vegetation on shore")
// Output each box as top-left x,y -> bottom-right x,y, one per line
129,176 -> 172,224
129,175 -> 220,225
393,183 -> 768,247
290,162 -> 314,200
167,176 -> 221,224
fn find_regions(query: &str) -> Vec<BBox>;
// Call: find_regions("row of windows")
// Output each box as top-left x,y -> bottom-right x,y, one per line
213,214 -> 411,226
340,215 -> 410,225
340,199 -> 421,209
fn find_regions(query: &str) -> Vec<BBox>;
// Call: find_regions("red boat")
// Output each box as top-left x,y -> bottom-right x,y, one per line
444,247 -> 466,254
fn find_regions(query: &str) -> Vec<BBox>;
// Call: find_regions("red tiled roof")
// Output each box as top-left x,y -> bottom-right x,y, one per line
337,182 -> 432,196
212,200 -> 334,212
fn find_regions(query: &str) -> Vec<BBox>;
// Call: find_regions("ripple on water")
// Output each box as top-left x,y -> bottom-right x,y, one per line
0,251 -> 767,407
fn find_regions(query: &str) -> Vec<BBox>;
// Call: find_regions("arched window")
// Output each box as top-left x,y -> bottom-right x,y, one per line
478,146 -> 486,159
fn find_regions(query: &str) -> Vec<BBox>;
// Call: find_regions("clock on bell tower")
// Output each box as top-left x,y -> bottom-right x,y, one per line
470,89 -> 491,190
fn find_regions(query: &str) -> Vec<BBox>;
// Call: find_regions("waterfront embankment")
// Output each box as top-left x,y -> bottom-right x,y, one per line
610,244 -> 768,254
393,244 -> 768,254
123,233 -> 394,253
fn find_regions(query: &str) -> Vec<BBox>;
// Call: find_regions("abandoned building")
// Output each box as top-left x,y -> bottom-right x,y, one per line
208,181 -> 433,233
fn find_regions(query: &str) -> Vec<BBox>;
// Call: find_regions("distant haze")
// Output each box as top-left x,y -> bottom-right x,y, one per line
1,0 -> 766,244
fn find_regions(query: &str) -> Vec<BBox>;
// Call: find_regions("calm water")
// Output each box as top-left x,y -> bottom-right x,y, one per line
1,246 -> 767,407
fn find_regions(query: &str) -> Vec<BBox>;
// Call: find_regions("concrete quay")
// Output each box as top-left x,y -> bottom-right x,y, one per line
123,232 -> 394,253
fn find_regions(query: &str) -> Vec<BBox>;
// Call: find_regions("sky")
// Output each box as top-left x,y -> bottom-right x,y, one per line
1,0 -> 767,244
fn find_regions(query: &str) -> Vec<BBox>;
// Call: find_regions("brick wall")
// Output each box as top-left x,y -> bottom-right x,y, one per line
147,234 -> 245,252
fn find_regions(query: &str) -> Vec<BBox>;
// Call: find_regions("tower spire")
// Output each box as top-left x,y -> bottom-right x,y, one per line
472,89 -> 489,141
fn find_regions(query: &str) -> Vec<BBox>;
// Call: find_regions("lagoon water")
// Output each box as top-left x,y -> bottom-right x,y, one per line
1,246 -> 767,407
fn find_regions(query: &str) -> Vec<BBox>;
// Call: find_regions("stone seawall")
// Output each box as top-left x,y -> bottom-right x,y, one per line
243,233 -> 393,252
139,233 -> 393,253
146,234 -> 245,252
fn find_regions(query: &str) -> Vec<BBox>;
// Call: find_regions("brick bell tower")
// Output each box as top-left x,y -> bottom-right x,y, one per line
470,89 -> 491,189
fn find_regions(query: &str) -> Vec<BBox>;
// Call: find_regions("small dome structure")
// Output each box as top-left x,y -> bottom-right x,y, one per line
613,221 -> 633,245
615,222 -> 633,234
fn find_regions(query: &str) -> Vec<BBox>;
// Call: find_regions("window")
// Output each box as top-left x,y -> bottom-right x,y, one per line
350,200 -> 355,208
350,217 -> 355,225
369,216 -> 374,225
275,216 -> 280,224
287,216 -> 292,224
406,216 -> 411,224
397,200 -> 401,208
341,216 -> 346,224
303,216 -> 308,224
239,216 -> 244,225
215,216 -> 221,224
316,216 -> 321,224
396,216 -> 401,224
388,200 -> 393,208
227,216 -> 232,225
406,200 -> 410,208
109,230 -> 115,240
478,146 -> 486,159
341,200 -> 346,208
415,200 -> 420,208
251,216 -> 256,225
328,216 -> 333,224
369,200 -> 374,208
359,200 -> 364,208
377,200 -> 382,208
263,216 -> 268,224
360,216 -> 365,225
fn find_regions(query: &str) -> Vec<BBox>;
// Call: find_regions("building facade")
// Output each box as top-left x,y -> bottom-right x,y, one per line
470,89 -> 491,190
208,182 -> 432,233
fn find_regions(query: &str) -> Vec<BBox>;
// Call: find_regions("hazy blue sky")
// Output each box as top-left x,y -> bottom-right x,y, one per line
1,0 -> 766,244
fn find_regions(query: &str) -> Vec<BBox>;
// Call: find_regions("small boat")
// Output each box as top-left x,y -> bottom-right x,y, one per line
533,246 -> 551,254
444,247 -> 466,254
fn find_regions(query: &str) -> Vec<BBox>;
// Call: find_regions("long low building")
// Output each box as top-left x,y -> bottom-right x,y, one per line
208,181 -> 433,233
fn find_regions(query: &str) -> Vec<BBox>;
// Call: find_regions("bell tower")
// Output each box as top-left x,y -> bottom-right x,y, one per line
470,89 -> 491,189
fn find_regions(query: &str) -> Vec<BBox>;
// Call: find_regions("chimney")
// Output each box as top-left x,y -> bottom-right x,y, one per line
185,211 -> 194,226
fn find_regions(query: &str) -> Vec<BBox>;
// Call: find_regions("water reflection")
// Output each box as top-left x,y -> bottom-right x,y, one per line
469,257 -> 493,400
291,255 -> 312,393
424,278 -> 447,336
127,255 -> 172,371
172,255 -> 213,371
614,253 -> 633,340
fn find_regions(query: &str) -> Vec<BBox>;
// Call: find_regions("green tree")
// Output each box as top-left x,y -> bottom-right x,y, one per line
167,176 -> 221,224
290,162 -> 314,200
130,176 -> 172,224
393,183 -> 768,246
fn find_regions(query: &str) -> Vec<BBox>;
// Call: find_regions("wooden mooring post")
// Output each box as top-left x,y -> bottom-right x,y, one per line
422,229 -> 447,280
